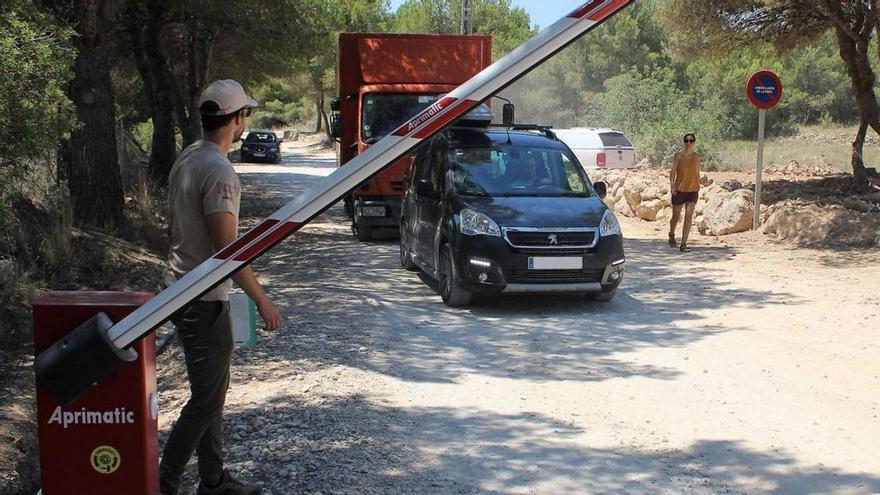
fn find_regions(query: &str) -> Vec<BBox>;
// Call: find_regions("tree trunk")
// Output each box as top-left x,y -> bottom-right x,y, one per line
182,19 -> 217,145
127,0 -> 177,185
67,0 -> 125,227
319,93 -> 331,140
831,11 -> 879,193
314,96 -> 323,134
853,119 -> 870,186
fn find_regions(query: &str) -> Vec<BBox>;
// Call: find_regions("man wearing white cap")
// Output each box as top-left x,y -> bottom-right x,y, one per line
160,80 -> 282,495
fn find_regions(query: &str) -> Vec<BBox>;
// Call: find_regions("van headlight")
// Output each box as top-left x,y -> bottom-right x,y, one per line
599,209 -> 621,237
460,208 -> 501,237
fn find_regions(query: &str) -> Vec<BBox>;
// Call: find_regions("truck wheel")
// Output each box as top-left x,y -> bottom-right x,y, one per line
439,245 -> 471,307
399,223 -> 419,271
353,220 -> 372,242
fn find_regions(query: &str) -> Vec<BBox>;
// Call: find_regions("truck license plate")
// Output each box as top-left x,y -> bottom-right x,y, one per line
528,257 -> 583,270
360,206 -> 386,217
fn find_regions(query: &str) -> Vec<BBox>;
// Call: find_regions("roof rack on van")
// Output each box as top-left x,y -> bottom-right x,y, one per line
488,124 -> 557,140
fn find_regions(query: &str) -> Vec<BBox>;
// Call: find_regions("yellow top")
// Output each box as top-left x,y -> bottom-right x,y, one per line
674,152 -> 701,193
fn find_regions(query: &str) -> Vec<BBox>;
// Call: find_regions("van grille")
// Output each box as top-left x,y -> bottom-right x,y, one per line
504,229 -> 597,249
508,268 -> 604,284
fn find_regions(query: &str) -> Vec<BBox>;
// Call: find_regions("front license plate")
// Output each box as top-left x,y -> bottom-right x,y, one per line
253,153 -> 266,158
528,257 -> 583,270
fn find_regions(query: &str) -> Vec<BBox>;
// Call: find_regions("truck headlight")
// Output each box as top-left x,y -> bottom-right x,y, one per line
460,208 -> 501,237
599,209 -> 621,237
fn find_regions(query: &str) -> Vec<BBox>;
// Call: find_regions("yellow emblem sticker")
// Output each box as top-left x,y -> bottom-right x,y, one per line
90,446 -> 121,474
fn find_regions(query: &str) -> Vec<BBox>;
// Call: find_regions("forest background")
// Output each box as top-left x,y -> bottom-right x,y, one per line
2,0 -> 879,344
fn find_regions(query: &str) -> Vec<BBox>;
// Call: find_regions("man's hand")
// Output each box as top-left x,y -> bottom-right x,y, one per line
256,298 -> 283,331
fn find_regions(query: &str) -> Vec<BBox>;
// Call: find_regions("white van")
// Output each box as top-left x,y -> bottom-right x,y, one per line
554,128 -> 636,170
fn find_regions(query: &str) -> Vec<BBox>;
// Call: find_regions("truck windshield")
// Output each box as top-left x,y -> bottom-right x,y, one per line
449,147 -> 594,197
362,93 -> 441,143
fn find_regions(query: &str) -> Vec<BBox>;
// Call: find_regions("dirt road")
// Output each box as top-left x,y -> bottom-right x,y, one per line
159,139 -> 880,494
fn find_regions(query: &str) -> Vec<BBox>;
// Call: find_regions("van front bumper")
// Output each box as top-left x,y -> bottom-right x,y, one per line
452,233 -> 625,295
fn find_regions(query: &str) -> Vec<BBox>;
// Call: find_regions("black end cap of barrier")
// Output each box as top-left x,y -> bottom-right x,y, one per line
34,312 -> 138,405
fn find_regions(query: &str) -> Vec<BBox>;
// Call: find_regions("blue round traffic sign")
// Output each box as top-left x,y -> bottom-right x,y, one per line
747,70 -> 783,110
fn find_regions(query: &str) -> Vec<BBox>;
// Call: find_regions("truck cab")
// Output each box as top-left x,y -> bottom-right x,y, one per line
331,33 -> 492,241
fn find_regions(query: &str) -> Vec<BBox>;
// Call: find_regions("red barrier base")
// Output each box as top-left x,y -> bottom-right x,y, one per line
33,292 -> 159,495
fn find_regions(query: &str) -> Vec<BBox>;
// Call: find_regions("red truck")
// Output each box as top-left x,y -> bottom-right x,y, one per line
330,33 -> 492,241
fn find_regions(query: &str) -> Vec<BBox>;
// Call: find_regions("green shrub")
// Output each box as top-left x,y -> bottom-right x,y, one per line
132,120 -> 154,154
0,2 -> 75,202
597,68 -> 722,165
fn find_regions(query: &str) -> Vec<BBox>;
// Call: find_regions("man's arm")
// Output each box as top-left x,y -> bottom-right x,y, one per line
207,212 -> 283,331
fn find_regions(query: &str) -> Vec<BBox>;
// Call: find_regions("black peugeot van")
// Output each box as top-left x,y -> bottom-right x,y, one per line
399,106 -> 626,306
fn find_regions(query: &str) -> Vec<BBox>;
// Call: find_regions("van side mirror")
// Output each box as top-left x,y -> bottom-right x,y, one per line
594,181 -> 607,199
503,103 -> 515,127
330,97 -> 341,112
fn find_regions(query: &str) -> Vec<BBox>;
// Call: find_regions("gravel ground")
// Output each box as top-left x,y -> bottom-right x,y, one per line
156,138 -> 880,495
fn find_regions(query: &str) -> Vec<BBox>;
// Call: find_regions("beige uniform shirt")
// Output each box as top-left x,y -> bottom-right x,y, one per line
167,140 -> 241,301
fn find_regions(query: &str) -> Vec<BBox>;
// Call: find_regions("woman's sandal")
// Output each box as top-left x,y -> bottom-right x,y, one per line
679,244 -> 691,253
668,233 -> 677,248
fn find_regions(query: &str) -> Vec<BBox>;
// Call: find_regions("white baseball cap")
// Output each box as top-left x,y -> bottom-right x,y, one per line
198,79 -> 259,116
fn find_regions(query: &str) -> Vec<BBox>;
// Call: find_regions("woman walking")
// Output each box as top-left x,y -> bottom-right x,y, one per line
669,133 -> 701,252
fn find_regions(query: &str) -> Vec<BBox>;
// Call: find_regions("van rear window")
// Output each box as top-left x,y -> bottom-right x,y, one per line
599,133 -> 632,147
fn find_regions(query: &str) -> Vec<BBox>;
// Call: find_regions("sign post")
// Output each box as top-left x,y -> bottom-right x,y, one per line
746,70 -> 783,230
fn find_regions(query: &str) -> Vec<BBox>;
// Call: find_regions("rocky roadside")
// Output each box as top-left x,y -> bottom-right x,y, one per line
592,160 -> 880,248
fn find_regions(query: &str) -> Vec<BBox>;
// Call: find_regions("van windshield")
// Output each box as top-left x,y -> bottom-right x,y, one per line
449,146 -> 594,197
361,93 -> 441,143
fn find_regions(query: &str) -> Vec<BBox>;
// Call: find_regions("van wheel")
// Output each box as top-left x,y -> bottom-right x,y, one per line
399,223 -> 418,271
439,245 -> 471,307
352,220 -> 372,242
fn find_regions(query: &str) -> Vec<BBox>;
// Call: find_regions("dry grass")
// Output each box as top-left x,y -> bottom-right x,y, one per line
119,176 -> 170,254
712,125 -> 880,173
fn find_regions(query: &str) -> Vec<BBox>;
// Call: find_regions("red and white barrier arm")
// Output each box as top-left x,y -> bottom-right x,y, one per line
105,0 -> 632,350
39,0 -> 631,394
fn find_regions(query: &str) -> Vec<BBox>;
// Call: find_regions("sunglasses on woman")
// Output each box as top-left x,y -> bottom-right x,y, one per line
684,138 -> 695,143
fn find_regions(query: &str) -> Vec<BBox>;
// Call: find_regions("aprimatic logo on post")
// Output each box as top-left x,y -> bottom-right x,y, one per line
747,70 -> 783,110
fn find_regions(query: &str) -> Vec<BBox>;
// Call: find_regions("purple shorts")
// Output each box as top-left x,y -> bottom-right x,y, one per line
672,191 -> 699,205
